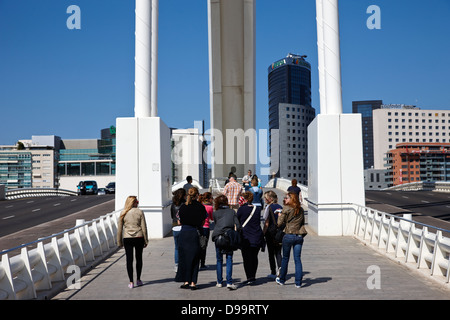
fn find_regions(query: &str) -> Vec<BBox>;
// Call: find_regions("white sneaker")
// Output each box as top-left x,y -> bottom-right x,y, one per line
216,282 -> 222,288
227,284 -> 237,290
275,277 -> 284,286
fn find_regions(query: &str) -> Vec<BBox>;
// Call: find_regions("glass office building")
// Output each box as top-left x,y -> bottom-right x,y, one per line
268,54 -> 315,183
352,100 -> 383,169
269,53 -> 312,131
58,127 -> 116,177
0,152 -> 32,189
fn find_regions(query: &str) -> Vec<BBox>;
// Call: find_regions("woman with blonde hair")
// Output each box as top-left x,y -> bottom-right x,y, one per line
175,187 -> 208,290
117,196 -> 148,289
276,192 -> 307,288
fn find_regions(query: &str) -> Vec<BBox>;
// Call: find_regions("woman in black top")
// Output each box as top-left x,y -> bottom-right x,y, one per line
175,187 -> 207,290
237,191 -> 264,284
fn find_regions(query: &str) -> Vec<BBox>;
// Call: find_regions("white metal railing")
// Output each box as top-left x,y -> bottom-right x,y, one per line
353,204 -> 450,286
385,181 -> 450,192
209,177 -> 243,194
0,210 -> 121,300
5,188 -> 78,200
264,178 -> 308,206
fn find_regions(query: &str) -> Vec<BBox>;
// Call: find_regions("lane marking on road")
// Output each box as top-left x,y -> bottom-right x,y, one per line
54,203 -> 61,207
2,215 -> 15,220
421,200 -> 430,203
26,201 -> 34,204
402,196 -> 409,199
5,205 -> 13,209
32,208 -> 41,212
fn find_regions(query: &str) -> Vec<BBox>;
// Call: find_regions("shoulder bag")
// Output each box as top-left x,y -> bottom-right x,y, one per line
274,213 -> 297,245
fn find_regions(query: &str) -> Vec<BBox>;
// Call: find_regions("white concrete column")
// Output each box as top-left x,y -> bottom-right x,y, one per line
309,0 -> 365,236
207,0 -> 256,179
134,0 -> 158,118
116,0 -> 171,238
315,0 -> 327,114
317,0 -> 343,115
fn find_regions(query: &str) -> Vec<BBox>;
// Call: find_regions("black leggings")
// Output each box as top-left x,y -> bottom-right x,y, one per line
123,237 -> 145,282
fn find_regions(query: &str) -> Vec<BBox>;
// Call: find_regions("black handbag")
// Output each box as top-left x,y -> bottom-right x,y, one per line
225,227 -> 241,251
267,208 -> 279,241
274,214 -> 296,245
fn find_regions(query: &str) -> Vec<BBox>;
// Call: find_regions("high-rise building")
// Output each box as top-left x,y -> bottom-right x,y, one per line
352,100 -> 383,169
268,53 -> 315,184
372,106 -> 450,169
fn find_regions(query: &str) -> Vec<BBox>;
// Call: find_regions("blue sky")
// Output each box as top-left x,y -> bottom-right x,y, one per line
0,0 -> 449,145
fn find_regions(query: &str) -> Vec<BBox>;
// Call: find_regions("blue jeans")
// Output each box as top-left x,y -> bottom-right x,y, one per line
173,229 -> 181,264
215,245 -> 233,285
279,234 -> 304,286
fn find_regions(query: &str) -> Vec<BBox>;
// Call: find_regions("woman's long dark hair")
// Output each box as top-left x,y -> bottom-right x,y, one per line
287,191 -> 302,216
172,188 -> 186,206
214,194 -> 229,211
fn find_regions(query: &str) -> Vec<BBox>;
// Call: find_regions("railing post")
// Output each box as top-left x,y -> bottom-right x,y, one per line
49,236 -> 65,282
91,221 -> 103,257
35,242 -> 52,291
73,228 -> 87,267
0,254 -> 16,300
83,224 -> 95,262
18,247 -> 37,299
386,217 -> 398,254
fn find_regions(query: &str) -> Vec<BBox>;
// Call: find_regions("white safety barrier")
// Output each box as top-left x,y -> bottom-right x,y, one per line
5,188 -> 78,200
0,210 -> 121,300
385,181 -> 450,193
353,205 -> 450,286
265,178 -> 308,207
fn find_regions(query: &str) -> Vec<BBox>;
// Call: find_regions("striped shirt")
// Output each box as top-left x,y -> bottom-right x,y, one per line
223,181 -> 243,206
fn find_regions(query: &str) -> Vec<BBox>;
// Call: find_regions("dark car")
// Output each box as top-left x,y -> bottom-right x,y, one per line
77,180 -> 98,195
105,182 -> 115,194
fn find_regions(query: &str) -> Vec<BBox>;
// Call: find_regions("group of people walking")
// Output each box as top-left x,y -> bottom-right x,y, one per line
117,177 -> 307,290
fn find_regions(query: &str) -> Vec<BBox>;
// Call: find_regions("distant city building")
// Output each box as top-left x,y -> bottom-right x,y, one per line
268,53 -> 315,184
352,100 -> 383,169
0,150 -> 32,190
372,106 -> 450,169
0,135 -> 60,190
386,143 -> 450,186
364,168 -> 390,190
170,126 -> 207,188
58,128 -> 116,191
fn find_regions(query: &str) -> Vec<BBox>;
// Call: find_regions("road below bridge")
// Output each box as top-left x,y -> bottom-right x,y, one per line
365,190 -> 450,232
0,195 -> 115,252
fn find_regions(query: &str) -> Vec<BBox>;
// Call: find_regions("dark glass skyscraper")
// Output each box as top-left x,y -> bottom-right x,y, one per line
268,54 -> 315,183
352,100 -> 383,169
268,54 -> 312,131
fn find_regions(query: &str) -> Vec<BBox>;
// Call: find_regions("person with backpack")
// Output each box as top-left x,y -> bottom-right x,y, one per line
211,195 -> 241,290
262,190 -> 283,279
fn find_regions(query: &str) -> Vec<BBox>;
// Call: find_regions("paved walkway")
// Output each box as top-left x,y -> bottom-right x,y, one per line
53,224 -> 450,301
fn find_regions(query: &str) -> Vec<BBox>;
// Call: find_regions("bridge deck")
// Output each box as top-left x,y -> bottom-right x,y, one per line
52,189 -> 450,302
